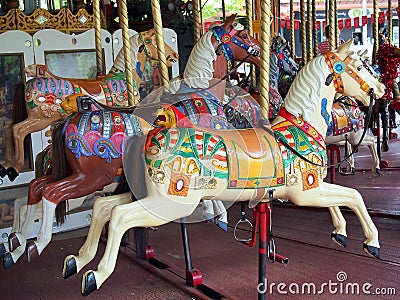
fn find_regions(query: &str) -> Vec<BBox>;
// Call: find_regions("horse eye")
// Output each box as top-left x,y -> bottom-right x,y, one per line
242,33 -> 248,39
357,65 -> 362,71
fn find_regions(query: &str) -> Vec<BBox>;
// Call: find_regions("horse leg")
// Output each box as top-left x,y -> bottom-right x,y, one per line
62,192 -> 132,279
0,196 -> 28,258
213,200 -> 228,231
8,117 -> 55,178
81,193 -> 200,296
328,207 -> 347,247
363,135 -> 381,176
202,200 -> 215,223
288,182 -> 379,258
3,202 -> 41,269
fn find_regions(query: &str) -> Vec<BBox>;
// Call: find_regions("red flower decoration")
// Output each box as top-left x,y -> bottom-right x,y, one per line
222,34 -> 232,44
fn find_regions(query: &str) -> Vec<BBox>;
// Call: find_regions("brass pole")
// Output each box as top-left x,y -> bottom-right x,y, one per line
246,0 -> 256,87
307,0 -> 313,61
300,0 -> 307,65
93,0 -> 103,75
329,0 -> 335,51
193,0 -> 201,41
290,0 -> 295,58
151,0 -> 170,86
259,0 -> 271,120
312,0 -> 317,57
119,0 -> 136,105
373,0 -> 379,63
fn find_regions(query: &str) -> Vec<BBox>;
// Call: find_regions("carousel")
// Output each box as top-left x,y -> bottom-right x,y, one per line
0,0 -> 399,299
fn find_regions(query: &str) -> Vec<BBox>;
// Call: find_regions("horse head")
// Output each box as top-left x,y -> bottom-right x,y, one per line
211,14 -> 261,68
61,94 -> 85,115
327,40 -> 385,107
139,28 -> 179,67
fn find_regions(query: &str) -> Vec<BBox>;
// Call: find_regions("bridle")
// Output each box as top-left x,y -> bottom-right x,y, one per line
211,25 -> 260,65
264,52 -> 377,169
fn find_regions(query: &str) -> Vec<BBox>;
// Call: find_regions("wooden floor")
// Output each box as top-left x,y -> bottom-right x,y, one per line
0,130 -> 399,299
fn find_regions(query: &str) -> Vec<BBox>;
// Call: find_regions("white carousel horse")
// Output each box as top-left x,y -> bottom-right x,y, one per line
325,95 -> 381,176
65,40 -> 384,296
0,28 -> 178,181
2,15 -> 262,268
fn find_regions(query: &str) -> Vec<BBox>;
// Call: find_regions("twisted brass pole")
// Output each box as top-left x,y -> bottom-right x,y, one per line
93,0 -> 103,75
373,0 -> 379,63
307,0 -> 313,61
259,0 -> 271,120
290,0 -> 295,58
329,0 -> 335,51
312,0 -> 317,57
246,0 -> 256,87
151,0 -> 169,86
193,0 -> 201,41
300,0 -> 307,65
119,0 -> 136,105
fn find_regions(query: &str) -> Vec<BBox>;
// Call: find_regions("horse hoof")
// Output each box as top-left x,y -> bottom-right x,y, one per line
217,221 -> 228,232
0,166 -> 7,178
3,252 -> 14,269
62,256 -> 77,279
375,168 -> 381,176
0,243 -> 5,258
82,271 -> 98,296
7,167 -> 19,182
26,241 -> 39,262
363,243 -> 380,259
8,233 -> 20,252
331,233 -> 347,248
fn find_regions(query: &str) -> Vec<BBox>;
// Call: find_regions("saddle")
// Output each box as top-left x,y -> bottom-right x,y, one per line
196,125 -> 285,189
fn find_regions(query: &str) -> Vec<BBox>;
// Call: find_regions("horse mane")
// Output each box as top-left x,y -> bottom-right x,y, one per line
283,55 -> 329,122
182,30 -> 216,89
111,33 -> 141,72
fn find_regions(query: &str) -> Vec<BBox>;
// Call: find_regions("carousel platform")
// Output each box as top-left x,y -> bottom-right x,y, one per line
0,131 -> 399,299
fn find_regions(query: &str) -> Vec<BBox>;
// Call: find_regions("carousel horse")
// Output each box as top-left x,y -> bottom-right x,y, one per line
3,15 -> 262,268
0,28 -> 178,182
63,41 -> 384,296
325,95 -> 381,176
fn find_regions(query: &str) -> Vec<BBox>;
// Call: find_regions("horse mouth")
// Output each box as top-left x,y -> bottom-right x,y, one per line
166,55 -> 178,64
155,115 -> 166,123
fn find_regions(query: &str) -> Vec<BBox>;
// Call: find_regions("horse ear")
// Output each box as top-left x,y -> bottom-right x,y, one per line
337,39 -> 353,54
222,14 -> 237,29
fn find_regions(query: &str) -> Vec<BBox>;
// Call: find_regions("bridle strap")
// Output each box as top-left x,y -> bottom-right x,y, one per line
324,52 -> 372,94
212,26 -> 260,63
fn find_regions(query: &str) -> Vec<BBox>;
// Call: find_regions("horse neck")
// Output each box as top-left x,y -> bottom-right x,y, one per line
210,55 -> 229,101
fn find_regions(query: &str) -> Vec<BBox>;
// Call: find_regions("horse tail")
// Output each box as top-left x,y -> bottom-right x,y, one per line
11,82 -> 27,124
51,121 -> 72,225
122,134 -> 148,200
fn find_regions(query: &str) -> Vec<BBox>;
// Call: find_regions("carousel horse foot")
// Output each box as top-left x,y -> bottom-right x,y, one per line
62,256 -> 77,279
204,213 -> 214,223
0,243 -> 6,258
217,220 -> 228,232
3,252 -> 15,269
82,271 -> 97,297
375,168 -> 381,176
0,165 -> 7,178
26,241 -> 39,262
6,167 -> 19,182
331,232 -> 347,248
381,141 -> 389,152
8,233 -> 21,252
363,243 -> 380,259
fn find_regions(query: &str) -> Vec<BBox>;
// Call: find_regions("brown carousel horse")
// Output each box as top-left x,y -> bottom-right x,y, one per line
1,15 -> 262,268
62,40 -> 384,296
0,28 -> 178,182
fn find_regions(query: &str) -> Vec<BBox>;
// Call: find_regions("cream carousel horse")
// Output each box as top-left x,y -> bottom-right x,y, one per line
1,15 -> 262,268
63,40 -> 384,296
325,95 -> 381,176
0,28 -> 178,181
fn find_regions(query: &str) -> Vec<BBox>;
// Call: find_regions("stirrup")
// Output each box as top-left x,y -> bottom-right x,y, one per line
233,217 -> 253,242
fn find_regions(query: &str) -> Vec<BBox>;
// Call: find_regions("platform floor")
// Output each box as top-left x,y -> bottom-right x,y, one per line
0,129 -> 399,299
